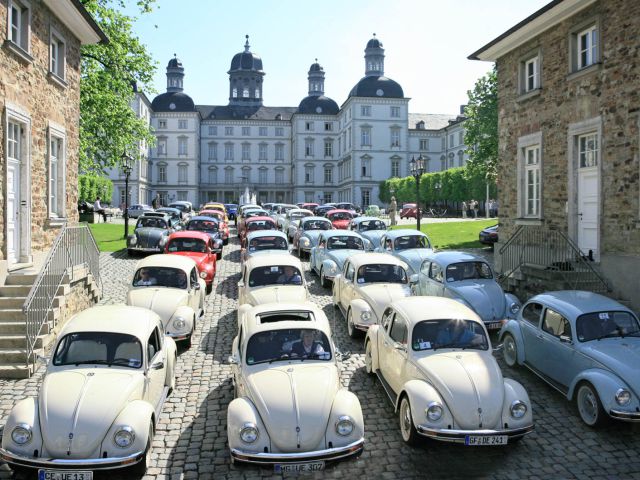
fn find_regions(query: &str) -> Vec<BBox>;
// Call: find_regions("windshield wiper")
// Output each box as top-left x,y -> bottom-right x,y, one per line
595,332 -> 622,341
432,343 -> 458,351
73,360 -> 111,366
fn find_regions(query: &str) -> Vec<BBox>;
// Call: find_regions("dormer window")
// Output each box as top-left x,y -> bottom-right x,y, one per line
232,88 -> 238,98
416,121 -> 425,130
242,88 -> 250,98
255,88 -> 260,98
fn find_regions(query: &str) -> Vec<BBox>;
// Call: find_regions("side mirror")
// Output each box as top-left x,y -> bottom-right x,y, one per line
559,335 -> 572,344
193,282 -> 201,291
150,360 -> 164,370
227,355 -> 240,365
409,274 -> 419,284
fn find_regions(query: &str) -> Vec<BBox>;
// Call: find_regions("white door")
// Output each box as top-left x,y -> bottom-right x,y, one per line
577,166 -> 599,260
6,122 -> 21,265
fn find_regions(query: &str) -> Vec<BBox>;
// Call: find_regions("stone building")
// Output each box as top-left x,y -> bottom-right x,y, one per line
0,0 -> 107,274
470,0 -> 640,309
113,35 -> 470,209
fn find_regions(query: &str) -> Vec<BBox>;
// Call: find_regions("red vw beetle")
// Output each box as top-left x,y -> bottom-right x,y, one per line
239,216 -> 278,247
165,231 -> 217,294
326,209 -> 354,230
400,203 -> 422,219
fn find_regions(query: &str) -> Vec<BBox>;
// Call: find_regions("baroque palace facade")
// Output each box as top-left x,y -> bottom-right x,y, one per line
109,36 -> 469,208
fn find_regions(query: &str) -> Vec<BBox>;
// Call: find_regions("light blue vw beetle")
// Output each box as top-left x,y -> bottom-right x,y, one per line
349,216 -> 388,251
499,290 -> 640,427
375,229 -> 434,275
292,216 -> 333,259
413,251 -> 521,331
310,230 -> 365,288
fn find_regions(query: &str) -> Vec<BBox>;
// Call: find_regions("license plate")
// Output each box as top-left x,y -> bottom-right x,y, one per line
38,471 -> 93,480
486,322 -> 502,330
465,435 -> 508,446
274,461 -> 325,473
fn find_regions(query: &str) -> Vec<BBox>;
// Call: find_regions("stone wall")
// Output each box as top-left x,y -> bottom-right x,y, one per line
0,1 -> 82,262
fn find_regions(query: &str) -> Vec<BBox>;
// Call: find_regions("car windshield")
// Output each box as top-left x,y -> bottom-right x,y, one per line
167,238 -> 207,253
412,319 -> 488,351
291,212 -> 310,220
136,217 -> 168,229
247,220 -> 275,231
576,311 -> 640,342
358,220 -> 386,231
246,328 -> 332,365
246,211 -> 267,218
394,235 -> 430,250
248,236 -> 288,251
402,204 -> 416,209
446,262 -> 493,281
170,204 -> 187,212
53,332 -> 143,368
303,220 -> 331,230
132,267 -> 188,289
187,219 -> 219,232
357,264 -> 407,284
248,265 -> 303,287
329,212 -> 352,221
327,236 -> 364,250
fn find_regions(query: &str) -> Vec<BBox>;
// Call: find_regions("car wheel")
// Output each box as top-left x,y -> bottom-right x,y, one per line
216,252 -> 222,260
206,283 -> 213,295
223,238 -> 229,246
399,396 -> 420,446
320,268 -> 329,288
502,333 -> 518,367
131,424 -> 154,477
576,382 -> 606,427
364,341 -> 374,375
127,249 -> 135,257
347,309 -> 361,339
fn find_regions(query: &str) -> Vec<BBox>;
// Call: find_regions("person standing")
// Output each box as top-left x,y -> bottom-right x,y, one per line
461,201 -> 467,219
389,196 -> 398,226
93,196 -> 107,222
471,199 -> 478,219
151,193 -> 160,210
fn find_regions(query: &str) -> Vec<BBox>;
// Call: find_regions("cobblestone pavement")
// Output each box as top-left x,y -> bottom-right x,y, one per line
2,232 -> 640,480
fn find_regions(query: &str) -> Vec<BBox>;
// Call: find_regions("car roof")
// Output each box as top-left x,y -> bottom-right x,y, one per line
391,297 -> 482,326
347,252 -> 408,269
240,302 -> 331,338
168,231 -> 211,242
527,291 -> 636,319
135,253 -> 198,271
327,209 -> 352,215
247,230 -> 288,240
353,216 -> 384,223
427,251 -> 487,267
385,229 -> 428,239
139,212 -> 170,219
199,209 -> 225,216
288,209 -> 313,215
189,215 -> 220,222
302,216 -> 332,223
61,305 -> 161,340
157,207 -> 181,214
246,216 -> 276,223
245,253 -> 302,269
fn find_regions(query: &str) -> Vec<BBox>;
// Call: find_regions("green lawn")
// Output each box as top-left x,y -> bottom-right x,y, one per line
392,219 -> 497,249
88,223 -> 127,252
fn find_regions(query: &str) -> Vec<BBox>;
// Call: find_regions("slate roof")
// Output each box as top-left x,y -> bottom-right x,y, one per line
408,113 -> 463,131
197,105 -> 298,121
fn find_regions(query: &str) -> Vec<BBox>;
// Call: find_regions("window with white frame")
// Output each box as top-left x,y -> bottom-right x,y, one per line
208,142 -> 217,160
305,139 -> 314,157
458,150 -> 465,167
391,160 -> 400,178
259,143 -> 268,161
178,119 -> 187,129
208,125 -> 217,136
305,121 -> 314,131
225,144 -> 234,161
242,88 -> 250,98
361,127 -> 371,146
524,145 -> 541,217
275,127 -> 284,136
177,191 -> 188,201
242,126 -> 250,136
275,143 -> 284,161
390,128 -> 400,147
49,133 -> 65,217
324,122 -> 333,132
361,105 -> 371,117
225,126 -> 234,135
448,153 -> 455,169
362,190 -> 371,207
324,192 -> 333,204
324,167 -> 333,184
158,164 -> 167,183
9,0 -> 30,52
390,106 -> 400,118
157,138 -> 167,155
259,127 -> 268,136
242,167 -> 251,182
419,139 -> 428,151
50,32 -> 65,80
242,143 -> 251,161
232,88 -> 238,98
178,137 -> 188,155
324,140 -> 333,158
208,167 -> 217,184
178,164 -> 188,183
524,56 -> 539,92
361,158 -> 371,177
158,119 -> 167,129
577,25 -> 598,70
305,166 -> 314,183
275,169 -> 285,184
449,134 -> 454,147
578,132 -> 598,168
259,168 -> 268,184
224,168 -> 234,183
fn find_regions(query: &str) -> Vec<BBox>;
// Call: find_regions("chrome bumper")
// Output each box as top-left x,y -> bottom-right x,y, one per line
231,438 -> 364,465
0,447 -> 144,470
610,410 -> 640,422
128,246 -> 161,252
415,424 -> 534,443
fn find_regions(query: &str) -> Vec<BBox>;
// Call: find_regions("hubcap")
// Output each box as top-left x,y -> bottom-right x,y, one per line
365,343 -> 372,372
579,387 -> 597,423
504,336 -> 516,364
400,400 -> 412,439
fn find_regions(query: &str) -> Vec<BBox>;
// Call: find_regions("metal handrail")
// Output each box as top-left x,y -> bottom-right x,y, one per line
498,225 -> 610,294
22,224 -> 101,375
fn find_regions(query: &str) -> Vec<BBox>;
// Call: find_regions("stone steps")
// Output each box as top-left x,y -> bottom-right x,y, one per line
0,364 -> 34,379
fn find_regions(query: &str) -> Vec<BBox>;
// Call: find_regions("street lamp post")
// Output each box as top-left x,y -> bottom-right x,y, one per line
409,154 -> 426,231
121,152 -> 133,239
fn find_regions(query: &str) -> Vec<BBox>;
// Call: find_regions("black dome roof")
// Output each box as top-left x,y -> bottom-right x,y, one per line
230,52 -> 263,72
366,37 -> 382,49
167,56 -> 182,68
309,62 -> 323,72
151,92 -> 195,112
349,76 -> 403,99
297,95 -> 339,115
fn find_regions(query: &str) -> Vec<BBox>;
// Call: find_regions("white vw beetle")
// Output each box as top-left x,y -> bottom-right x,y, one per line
127,255 -> 205,347
365,297 -> 534,446
332,253 -> 411,338
227,302 -> 364,470
0,305 -> 177,478
238,255 -> 309,306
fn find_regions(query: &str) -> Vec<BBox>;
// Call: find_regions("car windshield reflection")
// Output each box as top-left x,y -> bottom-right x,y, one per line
303,220 -> 331,231
411,319 -> 488,351
327,236 -> 364,250
53,332 -> 143,368
246,328 -> 332,365
357,264 -> 407,284
167,238 -> 207,253
394,235 -> 431,250
187,220 -> 219,232
446,262 -> 493,282
133,267 -> 188,289
248,265 -> 303,286
136,218 -> 168,229
248,237 -> 288,251
576,311 -> 640,342
358,220 -> 386,231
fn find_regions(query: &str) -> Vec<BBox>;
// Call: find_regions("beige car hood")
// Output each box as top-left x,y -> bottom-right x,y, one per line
247,286 -> 307,306
39,369 -> 141,458
416,351 -> 504,429
246,363 -> 338,452
128,288 -> 188,324
358,284 -> 411,319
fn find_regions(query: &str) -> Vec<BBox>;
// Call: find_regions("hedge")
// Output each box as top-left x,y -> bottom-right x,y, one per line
78,175 -> 114,204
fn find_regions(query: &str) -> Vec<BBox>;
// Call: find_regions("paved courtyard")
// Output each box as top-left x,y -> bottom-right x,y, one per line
2,231 -> 640,479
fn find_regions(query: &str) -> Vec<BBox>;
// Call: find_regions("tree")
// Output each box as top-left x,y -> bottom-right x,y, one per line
79,0 -> 157,173
463,66 -> 498,183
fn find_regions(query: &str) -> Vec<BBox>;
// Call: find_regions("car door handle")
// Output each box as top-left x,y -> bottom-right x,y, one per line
537,334 -> 544,339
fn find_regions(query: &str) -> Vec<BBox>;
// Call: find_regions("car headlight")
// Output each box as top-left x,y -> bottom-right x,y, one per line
159,236 -> 167,246
360,310 -> 372,322
425,402 -> 443,421
510,400 -> 527,419
326,263 -> 338,275
335,415 -> 354,436
300,238 -> 310,247
129,236 -> 137,246
200,271 -> 207,279
240,423 -> 259,443
616,388 -> 631,406
113,426 -> 135,448
509,303 -> 520,314
173,316 -> 186,330
11,424 -> 32,445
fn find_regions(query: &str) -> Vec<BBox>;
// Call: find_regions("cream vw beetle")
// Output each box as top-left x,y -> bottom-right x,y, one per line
365,297 -> 534,446
332,253 -> 411,338
227,302 -> 364,470
238,255 -> 309,306
0,305 -> 177,478
127,255 -> 205,347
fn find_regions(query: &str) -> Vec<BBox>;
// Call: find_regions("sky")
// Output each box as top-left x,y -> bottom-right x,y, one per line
126,0 -> 550,115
